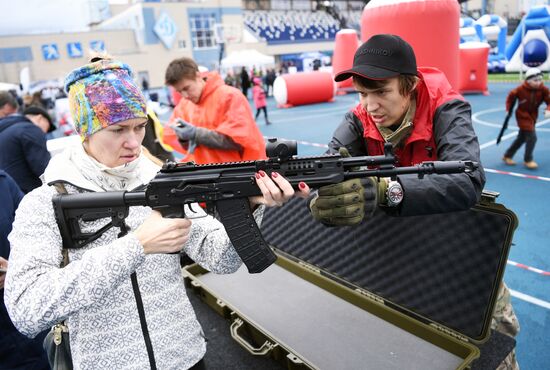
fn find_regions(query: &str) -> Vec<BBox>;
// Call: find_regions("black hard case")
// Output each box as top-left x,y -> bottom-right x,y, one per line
183,193 -> 518,370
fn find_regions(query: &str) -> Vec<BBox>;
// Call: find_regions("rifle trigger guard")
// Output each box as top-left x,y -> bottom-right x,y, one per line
184,203 -> 207,220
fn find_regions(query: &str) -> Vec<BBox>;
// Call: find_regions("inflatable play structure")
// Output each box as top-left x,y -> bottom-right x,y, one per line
332,29 -> 359,92
273,71 -> 335,108
460,15 -> 507,73
283,1 -> 550,106
281,0 -> 493,105
458,42 -> 490,95
505,6 -> 550,72
361,0 -> 460,90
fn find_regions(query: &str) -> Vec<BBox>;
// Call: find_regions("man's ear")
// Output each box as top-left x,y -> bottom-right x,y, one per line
409,79 -> 419,95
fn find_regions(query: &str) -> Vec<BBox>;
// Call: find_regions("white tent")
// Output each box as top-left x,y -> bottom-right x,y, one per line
0,82 -> 20,92
221,49 -> 275,71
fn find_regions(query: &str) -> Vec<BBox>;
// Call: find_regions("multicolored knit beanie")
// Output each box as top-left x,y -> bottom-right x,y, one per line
64,59 -> 147,140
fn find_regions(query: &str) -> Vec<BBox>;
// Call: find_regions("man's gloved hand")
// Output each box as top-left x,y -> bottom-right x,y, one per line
309,177 -> 384,226
173,119 -> 197,141
173,119 -> 197,153
308,147 -> 387,226
544,110 -> 550,119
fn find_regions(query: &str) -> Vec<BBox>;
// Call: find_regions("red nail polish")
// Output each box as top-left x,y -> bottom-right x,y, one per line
255,173 -> 261,179
272,172 -> 279,178
260,170 -> 266,177
299,182 -> 306,189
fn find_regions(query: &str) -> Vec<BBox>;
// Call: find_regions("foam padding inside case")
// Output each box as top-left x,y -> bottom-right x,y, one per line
261,198 -> 512,340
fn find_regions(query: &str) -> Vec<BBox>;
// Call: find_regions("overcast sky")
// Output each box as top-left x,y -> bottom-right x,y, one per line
0,0 -> 117,36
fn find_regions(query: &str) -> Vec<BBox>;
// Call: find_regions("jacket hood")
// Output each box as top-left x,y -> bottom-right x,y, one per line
198,72 -> 224,103
0,114 -> 31,134
354,67 -> 463,145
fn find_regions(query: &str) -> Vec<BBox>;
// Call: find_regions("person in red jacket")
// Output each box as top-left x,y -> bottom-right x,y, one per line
307,33 -> 518,370
164,57 -> 266,164
502,67 -> 550,169
309,34 -> 485,221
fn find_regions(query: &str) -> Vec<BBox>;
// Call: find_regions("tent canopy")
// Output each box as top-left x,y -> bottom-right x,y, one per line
221,49 -> 275,71
298,51 -> 328,59
0,82 -> 20,92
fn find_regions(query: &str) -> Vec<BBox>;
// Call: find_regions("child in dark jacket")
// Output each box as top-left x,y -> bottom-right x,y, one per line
503,67 -> 550,169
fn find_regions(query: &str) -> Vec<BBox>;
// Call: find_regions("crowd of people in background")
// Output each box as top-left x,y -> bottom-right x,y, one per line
223,66 -> 278,98
1,62 -> 282,155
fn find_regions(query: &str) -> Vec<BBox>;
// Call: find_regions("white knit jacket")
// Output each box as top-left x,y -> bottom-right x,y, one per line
4,146 -> 256,370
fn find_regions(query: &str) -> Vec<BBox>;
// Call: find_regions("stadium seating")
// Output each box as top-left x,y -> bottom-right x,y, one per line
243,10 -> 340,44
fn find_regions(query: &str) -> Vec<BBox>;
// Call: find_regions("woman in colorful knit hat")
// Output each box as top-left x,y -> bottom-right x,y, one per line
4,57 -> 309,369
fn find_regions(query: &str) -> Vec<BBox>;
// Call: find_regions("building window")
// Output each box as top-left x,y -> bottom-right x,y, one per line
190,14 -> 217,49
271,0 -> 291,10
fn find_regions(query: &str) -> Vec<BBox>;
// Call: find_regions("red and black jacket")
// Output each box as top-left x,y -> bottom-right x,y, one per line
506,82 -> 550,132
327,68 -> 486,216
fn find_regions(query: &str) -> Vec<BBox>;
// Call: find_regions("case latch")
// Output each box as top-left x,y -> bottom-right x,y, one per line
480,189 -> 500,204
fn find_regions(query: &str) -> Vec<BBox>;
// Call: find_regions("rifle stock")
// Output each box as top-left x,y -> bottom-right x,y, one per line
53,140 -> 478,273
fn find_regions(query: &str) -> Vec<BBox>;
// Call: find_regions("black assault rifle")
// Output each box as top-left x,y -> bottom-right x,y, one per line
496,97 -> 517,145
53,138 -> 478,274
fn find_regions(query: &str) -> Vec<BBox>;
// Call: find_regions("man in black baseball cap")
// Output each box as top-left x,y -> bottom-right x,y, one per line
23,105 -> 55,134
335,34 -> 417,81
309,32 -> 484,222
308,33 -> 517,370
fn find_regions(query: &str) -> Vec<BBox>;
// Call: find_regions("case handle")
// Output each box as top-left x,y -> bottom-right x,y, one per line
230,317 -> 278,356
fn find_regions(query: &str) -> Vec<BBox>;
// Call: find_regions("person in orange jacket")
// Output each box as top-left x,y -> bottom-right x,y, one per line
164,57 -> 266,164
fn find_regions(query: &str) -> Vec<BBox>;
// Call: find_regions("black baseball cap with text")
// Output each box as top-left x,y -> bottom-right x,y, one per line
335,34 -> 417,82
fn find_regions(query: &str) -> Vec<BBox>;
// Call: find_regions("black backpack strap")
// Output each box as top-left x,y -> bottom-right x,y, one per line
52,182 -> 70,267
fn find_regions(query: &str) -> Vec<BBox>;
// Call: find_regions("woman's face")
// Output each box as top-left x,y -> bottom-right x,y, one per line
84,118 -> 147,167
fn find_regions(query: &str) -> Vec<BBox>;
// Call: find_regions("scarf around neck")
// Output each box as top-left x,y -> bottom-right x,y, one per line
70,143 -> 148,191
376,96 -> 416,148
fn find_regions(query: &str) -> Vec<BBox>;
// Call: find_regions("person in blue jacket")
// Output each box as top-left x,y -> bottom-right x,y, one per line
0,92 -> 51,193
0,170 -> 50,370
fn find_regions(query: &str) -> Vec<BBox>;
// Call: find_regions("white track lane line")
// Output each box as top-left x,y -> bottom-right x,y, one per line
475,108 -> 550,309
509,289 -> 550,310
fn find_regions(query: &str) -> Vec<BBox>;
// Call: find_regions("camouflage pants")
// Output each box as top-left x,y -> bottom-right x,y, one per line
491,282 -> 520,370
